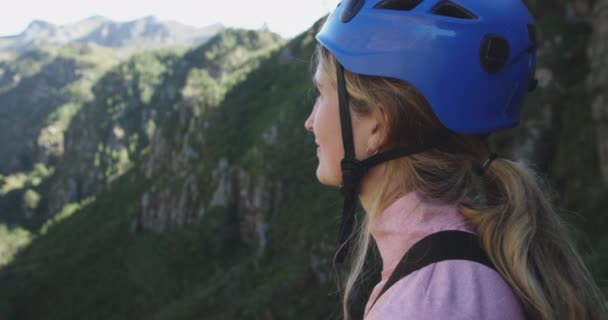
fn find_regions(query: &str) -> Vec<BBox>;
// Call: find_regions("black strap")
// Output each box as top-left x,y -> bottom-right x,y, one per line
337,63 -> 355,160
335,63 -> 358,264
368,231 -> 495,311
360,131 -> 450,169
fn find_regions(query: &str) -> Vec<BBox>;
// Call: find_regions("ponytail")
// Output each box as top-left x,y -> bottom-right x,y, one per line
460,159 -> 607,319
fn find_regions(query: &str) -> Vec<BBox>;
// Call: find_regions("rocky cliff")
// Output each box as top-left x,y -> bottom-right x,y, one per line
39,29 -> 282,220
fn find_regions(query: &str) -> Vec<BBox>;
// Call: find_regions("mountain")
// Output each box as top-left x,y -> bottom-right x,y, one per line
0,44 -> 120,232
0,44 -> 119,171
0,25 -> 331,319
0,28 -> 282,228
0,16 -> 224,54
0,44 -> 119,172
0,2 -> 607,319
39,28 -> 283,221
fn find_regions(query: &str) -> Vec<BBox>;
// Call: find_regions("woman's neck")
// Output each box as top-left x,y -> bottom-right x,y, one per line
366,191 -> 474,279
358,163 -> 409,216
357,165 -> 475,279
358,163 -> 392,214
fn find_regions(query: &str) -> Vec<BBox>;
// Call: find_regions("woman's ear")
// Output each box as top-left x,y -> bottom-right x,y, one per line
367,104 -> 390,154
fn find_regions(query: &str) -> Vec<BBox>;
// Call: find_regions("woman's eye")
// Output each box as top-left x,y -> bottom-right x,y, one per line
314,95 -> 323,107
312,88 -> 321,104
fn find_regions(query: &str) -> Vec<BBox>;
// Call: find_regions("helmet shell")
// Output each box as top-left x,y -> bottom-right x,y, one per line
316,0 -> 536,134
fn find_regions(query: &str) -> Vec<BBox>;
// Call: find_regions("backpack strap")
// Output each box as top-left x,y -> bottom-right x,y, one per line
368,230 -> 495,311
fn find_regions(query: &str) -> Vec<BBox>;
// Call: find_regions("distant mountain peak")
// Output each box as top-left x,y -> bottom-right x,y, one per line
23,20 -> 56,33
0,16 -> 225,55
78,15 -> 111,25
85,15 -> 110,21
27,19 -> 54,28
140,15 -> 160,22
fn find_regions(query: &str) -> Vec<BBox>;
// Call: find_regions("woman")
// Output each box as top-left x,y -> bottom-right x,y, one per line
304,0 -> 607,319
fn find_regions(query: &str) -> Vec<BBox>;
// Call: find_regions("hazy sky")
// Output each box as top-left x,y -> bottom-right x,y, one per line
0,0 -> 340,38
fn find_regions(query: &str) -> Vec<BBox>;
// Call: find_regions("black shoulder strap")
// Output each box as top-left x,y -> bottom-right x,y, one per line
369,230 -> 495,311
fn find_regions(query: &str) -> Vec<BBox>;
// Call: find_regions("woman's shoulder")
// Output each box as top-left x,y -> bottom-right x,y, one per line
365,260 -> 526,320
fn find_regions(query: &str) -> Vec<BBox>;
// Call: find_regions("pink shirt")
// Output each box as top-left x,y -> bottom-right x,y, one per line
363,192 -> 525,320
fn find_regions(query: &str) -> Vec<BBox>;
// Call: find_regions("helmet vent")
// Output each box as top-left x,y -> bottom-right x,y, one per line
431,1 -> 477,19
374,0 -> 423,11
341,0 -> 365,22
479,35 -> 510,73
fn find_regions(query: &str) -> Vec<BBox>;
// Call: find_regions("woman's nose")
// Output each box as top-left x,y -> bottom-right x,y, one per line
305,108 -> 314,132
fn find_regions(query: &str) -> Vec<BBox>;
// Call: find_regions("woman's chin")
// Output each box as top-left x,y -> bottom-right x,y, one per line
316,167 -> 341,187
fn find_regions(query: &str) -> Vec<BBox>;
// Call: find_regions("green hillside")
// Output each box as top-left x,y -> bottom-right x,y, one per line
0,44 -> 118,175
0,44 -> 119,232
0,23 -> 343,319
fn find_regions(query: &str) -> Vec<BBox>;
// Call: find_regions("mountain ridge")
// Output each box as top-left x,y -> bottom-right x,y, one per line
0,16 -> 225,54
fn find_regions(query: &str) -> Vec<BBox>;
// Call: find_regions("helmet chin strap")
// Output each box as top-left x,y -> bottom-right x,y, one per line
335,61 -> 358,264
334,63 -> 450,264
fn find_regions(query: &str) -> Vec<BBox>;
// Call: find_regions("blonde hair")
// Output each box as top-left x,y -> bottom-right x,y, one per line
314,45 -> 607,320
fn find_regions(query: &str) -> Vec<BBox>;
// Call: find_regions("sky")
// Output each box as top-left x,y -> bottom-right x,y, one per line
0,0 -> 340,38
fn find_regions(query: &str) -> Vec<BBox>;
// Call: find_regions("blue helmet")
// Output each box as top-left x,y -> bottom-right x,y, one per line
316,0 -> 537,263
316,0 -> 537,134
